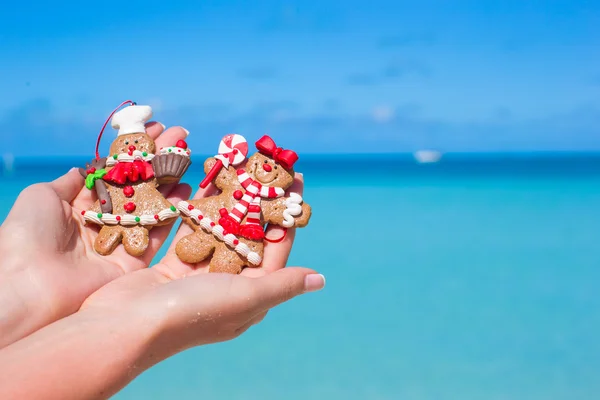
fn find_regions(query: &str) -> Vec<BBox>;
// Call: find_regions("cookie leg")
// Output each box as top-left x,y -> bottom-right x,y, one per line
95,226 -> 124,256
122,226 -> 150,257
208,243 -> 245,274
175,231 -> 215,264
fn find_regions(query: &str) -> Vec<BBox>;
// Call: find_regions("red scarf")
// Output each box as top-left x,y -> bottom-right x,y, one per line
103,161 -> 154,185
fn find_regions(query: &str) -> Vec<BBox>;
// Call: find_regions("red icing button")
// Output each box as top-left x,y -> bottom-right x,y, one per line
124,202 -> 136,213
123,186 -> 135,198
210,222 -> 216,227
188,204 -> 195,211
154,215 -> 159,220
198,215 -> 204,220
116,216 -> 121,221
81,210 -> 85,215
176,140 -> 188,149
86,167 -> 96,174
233,190 -> 243,200
101,200 -> 107,205
233,239 -> 239,245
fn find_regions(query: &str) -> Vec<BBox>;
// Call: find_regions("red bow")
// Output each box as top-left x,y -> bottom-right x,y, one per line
103,161 -> 154,185
255,135 -> 298,169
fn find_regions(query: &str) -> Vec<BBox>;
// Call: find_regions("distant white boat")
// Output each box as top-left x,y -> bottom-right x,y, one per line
413,150 -> 442,164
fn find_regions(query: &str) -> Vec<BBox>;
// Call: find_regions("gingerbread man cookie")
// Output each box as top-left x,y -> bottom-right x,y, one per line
80,104 -> 191,256
176,134 -> 311,274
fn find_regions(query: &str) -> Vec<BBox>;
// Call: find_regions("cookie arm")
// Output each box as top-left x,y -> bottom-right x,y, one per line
178,197 -> 216,232
80,158 -> 113,213
294,202 -> 312,228
262,197 -> 312,228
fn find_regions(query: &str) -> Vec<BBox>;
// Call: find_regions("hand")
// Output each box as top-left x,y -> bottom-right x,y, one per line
0,175 -> 325,400
0,122 -> 191,348
81,174 -> 317,341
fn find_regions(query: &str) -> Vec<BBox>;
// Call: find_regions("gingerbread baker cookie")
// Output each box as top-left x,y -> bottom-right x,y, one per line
175,134 -> 311,274
80,102 -> 191,256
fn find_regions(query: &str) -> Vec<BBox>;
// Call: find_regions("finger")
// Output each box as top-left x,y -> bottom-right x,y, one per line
241,173 -> 305,278
246,267 -> 325,314
154,126 -> 189,151
249,311 -> 268,326
153,126 -> 191,198
145,121 -> 166,140
49,168 -> 85,203
142,183 -> 193,265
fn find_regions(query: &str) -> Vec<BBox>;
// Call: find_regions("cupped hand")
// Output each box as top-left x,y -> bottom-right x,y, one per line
80,174 -> 324,348
0,122 -> 192,348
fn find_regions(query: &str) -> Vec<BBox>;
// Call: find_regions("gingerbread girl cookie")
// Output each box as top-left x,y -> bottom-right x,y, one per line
176,134 -> 311,274
80,104 -> 190,256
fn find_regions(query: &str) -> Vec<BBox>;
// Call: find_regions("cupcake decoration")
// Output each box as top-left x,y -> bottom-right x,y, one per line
154,140 -> 192,184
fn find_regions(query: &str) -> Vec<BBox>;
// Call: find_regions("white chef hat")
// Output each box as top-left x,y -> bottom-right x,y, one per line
111,105 -> 153,136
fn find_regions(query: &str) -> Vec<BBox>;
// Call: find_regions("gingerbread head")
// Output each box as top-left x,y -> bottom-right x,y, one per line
244,135 -> 297,191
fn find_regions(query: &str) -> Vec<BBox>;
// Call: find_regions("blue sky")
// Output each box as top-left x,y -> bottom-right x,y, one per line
1,0 -> 599,155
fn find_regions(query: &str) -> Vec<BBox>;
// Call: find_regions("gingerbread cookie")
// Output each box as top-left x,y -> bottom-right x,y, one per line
176,134 -> 311,274
80,104 -> 191,256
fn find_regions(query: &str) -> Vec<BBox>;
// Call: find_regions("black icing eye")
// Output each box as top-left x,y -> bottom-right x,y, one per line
274,165 -> 278,169
134,139 -> 139,144
125,141 -> 129,145
264,160 -> 268,163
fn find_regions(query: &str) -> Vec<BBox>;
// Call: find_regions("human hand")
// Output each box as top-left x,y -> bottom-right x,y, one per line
0,122 -> 191,348
0,175 -> 324,400
81,174 -> 320,341
0,267 -> 324,400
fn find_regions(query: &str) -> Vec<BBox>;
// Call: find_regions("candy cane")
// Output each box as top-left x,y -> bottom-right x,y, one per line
200,134 -> 249,188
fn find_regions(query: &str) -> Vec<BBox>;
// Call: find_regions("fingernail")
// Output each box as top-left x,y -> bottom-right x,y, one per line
182,128 -> 190,136
159,122 -> 166,130
304,274 -> 325,292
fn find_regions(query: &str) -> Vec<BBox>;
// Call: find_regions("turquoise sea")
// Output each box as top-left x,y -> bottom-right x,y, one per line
1,154 -> 599,400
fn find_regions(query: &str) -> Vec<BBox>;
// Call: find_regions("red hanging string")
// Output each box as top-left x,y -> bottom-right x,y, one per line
263,226 -> 288,243
95,100 -> 136,160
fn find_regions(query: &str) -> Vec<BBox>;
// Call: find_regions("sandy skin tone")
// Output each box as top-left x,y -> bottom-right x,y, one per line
0,128 -> 324,398
176,153 -> 312,274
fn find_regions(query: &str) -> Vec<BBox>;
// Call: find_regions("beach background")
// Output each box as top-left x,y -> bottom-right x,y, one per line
2,1 -> 600,399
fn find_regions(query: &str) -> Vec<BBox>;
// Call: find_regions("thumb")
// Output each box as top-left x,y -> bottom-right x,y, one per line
251,267 -> 326,313
49,168 -> 85,203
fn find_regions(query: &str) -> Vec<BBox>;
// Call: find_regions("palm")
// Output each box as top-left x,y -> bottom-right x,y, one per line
80,175 -> 305,313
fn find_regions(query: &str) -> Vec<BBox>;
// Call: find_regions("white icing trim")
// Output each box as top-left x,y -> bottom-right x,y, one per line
82,206 -> 179,226
159,147 -> 191,157
177,201 -> 262,266
106,150 -> 155,166
282,192 -> 303,228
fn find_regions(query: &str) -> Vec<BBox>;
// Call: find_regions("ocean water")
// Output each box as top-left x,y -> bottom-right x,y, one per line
1,154 -> 599,400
